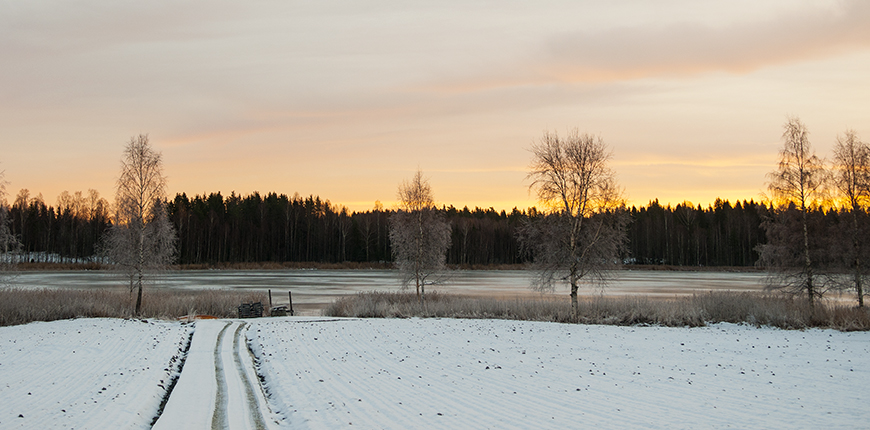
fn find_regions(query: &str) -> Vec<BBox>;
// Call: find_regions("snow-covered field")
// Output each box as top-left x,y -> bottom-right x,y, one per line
2,317 -> 868,429
0,319 -> 192,429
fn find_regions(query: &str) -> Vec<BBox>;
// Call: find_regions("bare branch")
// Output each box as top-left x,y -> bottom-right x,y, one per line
103,134 -> 176,314
830,129 -> 870,307
0,168 -> 21,282
389,169 -> 451,304
758,117 -> 829,308
522,130 -> 629,315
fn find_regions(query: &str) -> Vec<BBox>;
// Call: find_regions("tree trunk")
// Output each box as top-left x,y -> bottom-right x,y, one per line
416,209 -> 424,305
135,270 -> 143,315
416,273 -> 421,305
420,283 -> 425,308
570,271 -> 579,318
802,207 -> 814,310
135,223 -> 145,315
569,215 -> 581,317
853,209 -> 864,308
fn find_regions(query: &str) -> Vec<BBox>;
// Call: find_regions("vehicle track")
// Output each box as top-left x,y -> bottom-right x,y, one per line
153,320 -> 278,429
211,322 -> 231,430
233,324 -> 268,430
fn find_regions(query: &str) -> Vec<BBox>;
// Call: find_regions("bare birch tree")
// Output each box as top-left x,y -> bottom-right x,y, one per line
0,169 -> 9,256
832,129 -> 870,307
0,167 -> 4,205
520,130 -> 629,315
104,135 -> 177,315
0,167 -> 20,281
388,169 -> 451,305
758,117 -> 828,309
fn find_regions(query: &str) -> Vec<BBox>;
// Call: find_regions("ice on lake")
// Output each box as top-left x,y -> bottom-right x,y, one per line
9,269 -> 777,315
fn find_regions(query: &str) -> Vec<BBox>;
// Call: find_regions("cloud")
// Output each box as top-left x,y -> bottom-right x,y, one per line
614,155 -> 772,169
544,0 -> 870,82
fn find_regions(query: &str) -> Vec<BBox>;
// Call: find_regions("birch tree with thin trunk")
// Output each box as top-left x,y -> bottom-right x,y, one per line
0,168 -> 9,255
758,117 -> 828,310
520,129 -> 629,316
388,169 -> 451,305
0,168 -> 20,282
104,135 -> 177,315
832,129 -> 870,307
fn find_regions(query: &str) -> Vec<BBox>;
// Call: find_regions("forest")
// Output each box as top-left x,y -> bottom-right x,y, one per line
3,188 -> 776,268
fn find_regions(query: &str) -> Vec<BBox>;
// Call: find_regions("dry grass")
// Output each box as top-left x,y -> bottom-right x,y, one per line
324,291 -> 870,331
0,288 -> 268,326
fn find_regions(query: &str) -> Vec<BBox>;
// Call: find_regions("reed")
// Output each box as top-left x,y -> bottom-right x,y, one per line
0,288 -> 267,326
324,291 -> 870,331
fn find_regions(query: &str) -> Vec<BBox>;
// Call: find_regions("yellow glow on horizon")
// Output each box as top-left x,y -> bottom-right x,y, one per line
3,2 -> 868,217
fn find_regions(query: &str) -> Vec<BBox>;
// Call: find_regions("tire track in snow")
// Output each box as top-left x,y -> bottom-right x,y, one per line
153,320 -> 279,429
232,323 -> 268,430
211,321 -> 232,430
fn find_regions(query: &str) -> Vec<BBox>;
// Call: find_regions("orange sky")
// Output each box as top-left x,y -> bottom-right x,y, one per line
2,1 -> 869,212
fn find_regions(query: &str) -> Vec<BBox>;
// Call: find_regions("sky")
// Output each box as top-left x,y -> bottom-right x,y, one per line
2,0 -> 869,212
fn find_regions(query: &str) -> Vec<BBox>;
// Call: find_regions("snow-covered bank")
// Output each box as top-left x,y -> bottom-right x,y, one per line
249,318 -> 870,429
0,318 -> 192,429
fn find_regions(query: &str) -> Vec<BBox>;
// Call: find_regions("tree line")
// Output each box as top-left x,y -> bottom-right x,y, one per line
629,198 -> 766,267
3,189 -> 111,262
165,192 -> 524,266
2,119 -> 867,312
3,186 -> 776,268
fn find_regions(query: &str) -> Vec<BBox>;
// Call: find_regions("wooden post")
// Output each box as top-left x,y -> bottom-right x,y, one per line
289,291 -> 294,316
268,289 -> 272,308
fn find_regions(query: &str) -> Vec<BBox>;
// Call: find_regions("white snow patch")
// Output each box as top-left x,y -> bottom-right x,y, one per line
2,317 -> 868,429
0,318 -> 192,429
248,318 -> 870,429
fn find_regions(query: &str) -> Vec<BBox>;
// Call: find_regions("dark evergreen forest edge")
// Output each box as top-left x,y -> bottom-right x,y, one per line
6,190 -> 777,269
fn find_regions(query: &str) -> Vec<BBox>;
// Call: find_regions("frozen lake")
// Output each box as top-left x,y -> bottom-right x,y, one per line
7,269 -> 774,315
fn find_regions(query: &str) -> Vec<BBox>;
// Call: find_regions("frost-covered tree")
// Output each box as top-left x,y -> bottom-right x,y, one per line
103,135 -> 177,314
520,130 -> 629,315
757,117 -> 828,309
831,129 -> 870,307
388,170 -> 451,305
0,168 -> 9,253
0,167 -> 21,281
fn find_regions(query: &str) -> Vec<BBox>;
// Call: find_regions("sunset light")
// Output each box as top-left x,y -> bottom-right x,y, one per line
2,1 -> 869,212
3,4 -> 870,426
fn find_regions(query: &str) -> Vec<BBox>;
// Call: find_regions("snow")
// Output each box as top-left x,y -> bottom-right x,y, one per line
153,320 -> 282,430
150,320 -> 225,429
2,317 -> 868,429
0,318 -> 192,429
249,318 -> 870,429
